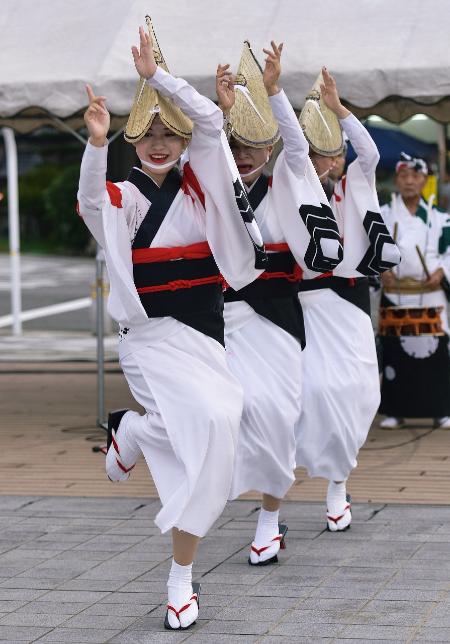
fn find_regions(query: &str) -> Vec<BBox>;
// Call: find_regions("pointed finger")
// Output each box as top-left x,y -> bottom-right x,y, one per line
139,26 -> 147,52
86,84 -> 96,103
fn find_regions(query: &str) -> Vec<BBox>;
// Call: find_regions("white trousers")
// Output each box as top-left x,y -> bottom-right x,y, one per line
295,289 -> 380,481
119,324 -> 243,537
225,303 -> 302,500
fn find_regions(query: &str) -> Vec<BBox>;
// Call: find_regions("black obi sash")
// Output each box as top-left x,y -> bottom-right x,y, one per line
298,274 -> 371,316
224,175 -> 305,347
128,168 -> 225,345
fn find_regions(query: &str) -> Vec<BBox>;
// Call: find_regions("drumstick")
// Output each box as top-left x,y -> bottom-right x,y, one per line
416,245 -> 431,280
393,222 -> 398,243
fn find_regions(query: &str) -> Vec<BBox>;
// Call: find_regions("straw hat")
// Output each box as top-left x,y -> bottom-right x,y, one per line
228,41 -> 280,149
299,71 -> 343,157
124,16 -> 193,143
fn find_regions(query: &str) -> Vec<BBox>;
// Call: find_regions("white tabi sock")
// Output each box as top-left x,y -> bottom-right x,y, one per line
327,480 -> 347,516
254,508 -> 280,547
250,508 -> 280,564
167,559 -> 197,628
105,411 -> 140,482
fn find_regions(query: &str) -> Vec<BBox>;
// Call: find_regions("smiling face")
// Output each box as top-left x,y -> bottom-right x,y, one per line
310,151 -> 337,184
396,167 -> 427,202
134,116 -> 187,181
229,138 -> 272,186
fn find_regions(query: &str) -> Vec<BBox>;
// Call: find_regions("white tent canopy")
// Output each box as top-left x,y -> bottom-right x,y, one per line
2,0 -> 450,131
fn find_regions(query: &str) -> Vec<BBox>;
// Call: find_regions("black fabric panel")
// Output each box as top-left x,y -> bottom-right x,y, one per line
225,277 -> 299,302
133,256 -> 219,289
299,276 -> 371,317
139,284 -> 225,345
248,174 -> 269,212
224,251 -> 298,302
128,168 -> 182,248
264,251 -> 297,273
173,304 -> 225,347
248,296 -> 305,348
380,334 -> 450,417
225,258 -> 305,347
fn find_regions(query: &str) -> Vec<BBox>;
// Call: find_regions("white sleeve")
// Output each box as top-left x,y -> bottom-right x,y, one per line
339,112 -> 380,180
77,142 -> 137,246
269,89 -> 309,177
380,203 -> 395,235
77,141 -> 108,216
147,67 -> 223,138
437,213 -> 450,282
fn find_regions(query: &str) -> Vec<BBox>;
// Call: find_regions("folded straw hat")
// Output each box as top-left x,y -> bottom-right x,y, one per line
228,41 -> 280,149
124,16 -> 193,143
299,71 -> 343,157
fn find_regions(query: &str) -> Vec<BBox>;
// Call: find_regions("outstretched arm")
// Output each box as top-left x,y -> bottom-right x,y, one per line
78,85 -> 110,213
263,41 -> 309,176
320,67 -> 379,179
131,26 -> 222,137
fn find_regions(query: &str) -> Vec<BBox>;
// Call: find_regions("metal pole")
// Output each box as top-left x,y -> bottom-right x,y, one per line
96,246 -> 106,427
2,127 -> 22,335
437,123 -> 447,184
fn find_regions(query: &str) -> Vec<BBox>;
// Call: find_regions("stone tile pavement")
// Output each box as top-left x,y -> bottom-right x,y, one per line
1,496 -> 450,642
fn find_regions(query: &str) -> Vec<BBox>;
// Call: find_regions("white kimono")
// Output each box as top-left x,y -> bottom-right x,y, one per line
78,67 -> 264,537
226,90 -> 343,500
381,195 -> 450,331
295,114 -> 398,482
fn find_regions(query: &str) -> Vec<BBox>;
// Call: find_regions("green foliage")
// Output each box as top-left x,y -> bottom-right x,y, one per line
0,162 -> 92,254
19,164 -> 60,218
43,164 -> 91,252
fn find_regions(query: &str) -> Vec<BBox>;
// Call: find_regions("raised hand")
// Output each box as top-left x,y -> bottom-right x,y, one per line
131,26 -> 157,79
381,270 -> 396,288
426,267 -> 444,287
320,67 -> 349,119
216,64 -> 235,113
262,41 -> 283,96
84,85 -> 110,146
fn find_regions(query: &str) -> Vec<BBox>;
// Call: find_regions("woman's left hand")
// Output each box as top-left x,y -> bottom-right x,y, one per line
131,26 -> 158,79
320,67 -> 350,119
262,41 -> 283,96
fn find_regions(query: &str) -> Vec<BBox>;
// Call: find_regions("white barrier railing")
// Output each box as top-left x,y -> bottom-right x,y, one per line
0,297 -> 91,328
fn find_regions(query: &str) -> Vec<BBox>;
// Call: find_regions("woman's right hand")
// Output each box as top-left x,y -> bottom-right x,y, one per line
84,84 -> 110,146
216,64 -> 235,114
381,270 -> 396,288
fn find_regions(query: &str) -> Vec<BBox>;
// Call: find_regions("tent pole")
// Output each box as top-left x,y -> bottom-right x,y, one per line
49,116 -> 88,145
437,123 -> 447,184
1,127 -> 22,335
95,247 -> 106,428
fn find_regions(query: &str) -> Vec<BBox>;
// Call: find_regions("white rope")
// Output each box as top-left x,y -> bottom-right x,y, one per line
305,98 -> 332,138
235,85 -> 267,124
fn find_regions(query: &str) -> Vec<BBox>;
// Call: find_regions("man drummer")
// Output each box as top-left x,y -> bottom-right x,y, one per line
379,152 -> 450,428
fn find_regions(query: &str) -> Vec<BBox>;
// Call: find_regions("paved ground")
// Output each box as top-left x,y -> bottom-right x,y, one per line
1,496 -> 450,643
2,254 -> 450,642
1,362 -> 450,504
